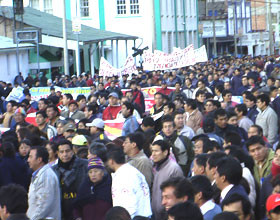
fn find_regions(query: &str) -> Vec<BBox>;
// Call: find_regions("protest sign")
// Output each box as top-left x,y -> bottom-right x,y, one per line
194,45 -> 208,63
6,87 -> 24,102
99,55 -> 137,77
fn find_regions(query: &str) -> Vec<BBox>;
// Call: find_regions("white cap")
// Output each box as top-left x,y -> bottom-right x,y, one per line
86,118 -> 104,129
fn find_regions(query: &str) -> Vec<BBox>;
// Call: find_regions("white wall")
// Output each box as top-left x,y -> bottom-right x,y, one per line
0,49 -> 29,83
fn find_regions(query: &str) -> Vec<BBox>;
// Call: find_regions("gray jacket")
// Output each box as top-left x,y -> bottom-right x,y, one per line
256,106 -> 278,144
27,164 -> 61,220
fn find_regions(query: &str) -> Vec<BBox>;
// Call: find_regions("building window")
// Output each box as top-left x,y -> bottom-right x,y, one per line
81,0 -> 89,17
130,0 -> 139,14
117,0 -> 126,15
30,0 -> 40,10
117,0 -> 139,15
44,0 -> 53,14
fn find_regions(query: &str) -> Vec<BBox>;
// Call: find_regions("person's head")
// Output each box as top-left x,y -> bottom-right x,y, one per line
167,201 -> 203,220
46,104 -> 60,120
88,157 -> 105,184
246,135 -> 268,164
224,132 -> 242,148
195,90 -> 206,103
88,142 -> 107,162
206,151 -> 227,182
222,90 -> 233,103
151,140 -> 170,163
154,92 -> 164,107
108,93 -> 119,106
121,101 -> 134,118
215,84 -> 224,96
204,99 -> 216,113
28,146 -> 49,171
184,98 -> 197,112
161,115 -> 175,137
192,153 -> 209,176
123,132 -> 144,157
256,93 -> 270,111
105,206 -> 131,220
272,175 -> 280,194
141,116 -> 155,131
193,136 -> 211,155
266,194 -> 280,220
0,184 -> 28,220
173,110 -> 185,130
244,93 -> 256,108
160,177 -> 194,211
45,141 -> 58,162
35,110 -> 47,126
106,147 -> 126,172
215,157 -> 243,190
241,76 -> 248,86
222,194 -> 252,220
197,80 -> 206,89
68,100 -> 78,112
6,101 -> 17,113
57,139 -> 74,163
76,95 -> 87,110
248,125 -> 263,138
19,139 -> 32,158
227,111 -> 238,127
62,93 -> 73,106
235,104 -> 247,118
38,98 -> 48,111
86,118 -> 105,135
14,107 -> 26,124
214,108 -> 228,128
163,102 -> 176,115
213,212 -> 239,220
190,175 -> 214,206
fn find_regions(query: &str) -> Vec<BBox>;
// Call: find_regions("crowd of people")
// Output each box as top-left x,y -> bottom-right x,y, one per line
1,55 -> 280,220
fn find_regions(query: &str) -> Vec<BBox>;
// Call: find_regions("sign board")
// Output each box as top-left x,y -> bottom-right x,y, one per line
72,17 -> 81,33
201,20 -> 227,38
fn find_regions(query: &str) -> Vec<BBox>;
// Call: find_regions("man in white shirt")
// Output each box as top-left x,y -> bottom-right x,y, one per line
106,147 -> 152,218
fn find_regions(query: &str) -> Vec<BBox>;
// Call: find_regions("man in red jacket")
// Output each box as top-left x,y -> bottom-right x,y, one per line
102,93 -> 122,120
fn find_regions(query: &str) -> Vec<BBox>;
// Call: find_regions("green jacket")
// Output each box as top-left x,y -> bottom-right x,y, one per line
253,149 -> 274,186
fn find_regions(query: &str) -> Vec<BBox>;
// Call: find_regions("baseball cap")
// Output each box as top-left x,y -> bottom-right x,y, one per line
108,92 -> 119,99
64,123 -> 76,132
266,194 -> 280,212
86,118 -> 104,129
69,100 -> 78,106
72,135 -> 88,146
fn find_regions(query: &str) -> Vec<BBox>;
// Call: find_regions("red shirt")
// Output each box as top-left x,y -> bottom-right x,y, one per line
102,106 -> 122,120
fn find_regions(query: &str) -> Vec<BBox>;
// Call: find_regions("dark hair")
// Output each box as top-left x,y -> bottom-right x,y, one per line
64,93 -> 73,100
222,193 -> 252,217
57,139 -> 73,150
39,98 -> 49,105
1,142 -> 16,158
152,140 -> 170,155
195,90 -> 206,98
215,84 -> 224,93
246,135 -> 265,151
196,137 -> 212,153
126,132 -> 144,151
160,177 -> 194,200
46,104 -> 60,116
235,104 -> 247,116
214,108 -> 227,119
167,201 -> 203,220
161,114 -> 175,127
195,153 -> 209,168
76,94 -> 86,102
86,103 -> 99,115
185,99 -> 197,110
142,117 -> 155,127
89,142 -> 107,162
222,89 -> 232,97
245,93 -> 256,103
105,206 -> 131,220
36,110 -> 47,118
154,92 -> 163,98
122,101 -> 134,116
216,157 -> 243,185
213,212 -> 239,220
0,184 -> 28,214
224,132 -> 242,146
227,111 -> 237,119
106,146 -> 126,164
208,151 -> 227,169
190,175 -> 213,201
256,93 -> 270,106
203,117 -> 215,133
30,145 -> 49,164
163,102 -> 176,112
271,174 -> 280,188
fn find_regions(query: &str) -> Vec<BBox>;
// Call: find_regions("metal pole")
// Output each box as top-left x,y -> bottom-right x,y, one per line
233,0 -> 238,57
212,0 -> 217,57
268,0 -> 274,55
183,0 -> 187,47
116,40 -> 119,68
111,40 -> 114,66
76,34 -> 81,76
62,0 -> 69,75
37,31 -> 40,74
16,37 -> 19,75
174,0 -> 178,47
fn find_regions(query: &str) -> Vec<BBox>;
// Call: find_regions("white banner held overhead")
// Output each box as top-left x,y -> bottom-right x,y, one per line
99,55 -> 137,77
143,44 -> 196,71
194,45 -> 208,63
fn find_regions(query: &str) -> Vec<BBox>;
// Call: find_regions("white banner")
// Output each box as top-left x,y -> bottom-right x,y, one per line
143,44 -> 196,71
194,45 -> 208,63
99,55 -> 137,77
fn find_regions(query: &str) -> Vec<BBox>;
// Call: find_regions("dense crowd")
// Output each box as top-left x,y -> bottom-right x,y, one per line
1,55 -> 280,220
